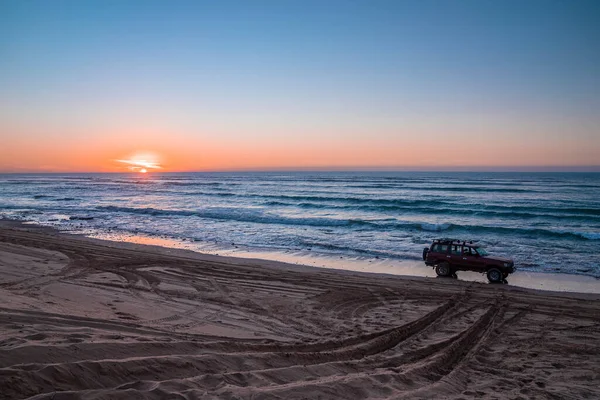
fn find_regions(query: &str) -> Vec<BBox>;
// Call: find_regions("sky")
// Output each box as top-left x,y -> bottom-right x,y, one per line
1,0 -> 599,172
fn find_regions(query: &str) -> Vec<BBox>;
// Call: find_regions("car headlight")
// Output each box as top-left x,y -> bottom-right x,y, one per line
504,263 -> 509,267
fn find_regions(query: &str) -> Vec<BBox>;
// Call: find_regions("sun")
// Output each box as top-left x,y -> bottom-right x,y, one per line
115,151 -> 163,173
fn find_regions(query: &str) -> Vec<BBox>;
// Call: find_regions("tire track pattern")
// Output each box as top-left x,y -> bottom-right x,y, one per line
1,227 -> 599,400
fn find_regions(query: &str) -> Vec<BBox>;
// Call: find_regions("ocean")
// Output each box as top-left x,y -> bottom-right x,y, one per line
1,171 -> 599,278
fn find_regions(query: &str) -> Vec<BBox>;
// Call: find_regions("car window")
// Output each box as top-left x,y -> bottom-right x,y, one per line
432,244 -> 448,253
463,247 -> 473,255
451,245 -> 462,255
476,247 -> 489,256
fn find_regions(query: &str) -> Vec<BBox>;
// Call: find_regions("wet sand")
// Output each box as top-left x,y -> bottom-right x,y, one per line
86,229 -> 600,294
1,221 -> 599,399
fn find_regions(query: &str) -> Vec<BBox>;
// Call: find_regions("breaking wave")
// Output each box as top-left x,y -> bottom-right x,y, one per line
95,205 -> 600,241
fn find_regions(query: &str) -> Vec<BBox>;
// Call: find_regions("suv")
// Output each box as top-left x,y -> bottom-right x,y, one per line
423,238 -> 515,283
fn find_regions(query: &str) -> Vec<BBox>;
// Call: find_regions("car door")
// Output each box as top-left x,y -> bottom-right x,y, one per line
449,244 -> 463,266
431,243 -> 450,263
461,246 -> 481,270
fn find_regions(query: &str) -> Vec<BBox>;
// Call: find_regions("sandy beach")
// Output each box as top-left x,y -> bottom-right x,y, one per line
1,221 -> 599,399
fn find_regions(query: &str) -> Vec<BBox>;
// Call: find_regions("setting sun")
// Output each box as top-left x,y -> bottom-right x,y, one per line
114,151 -> 163,172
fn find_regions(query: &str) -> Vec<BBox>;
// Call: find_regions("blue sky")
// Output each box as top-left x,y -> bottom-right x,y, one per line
1,0 -> 599,171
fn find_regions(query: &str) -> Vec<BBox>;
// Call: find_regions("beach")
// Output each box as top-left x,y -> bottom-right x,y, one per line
2,172 -> 599,281
1,221 -> 599,399
4,0 -> 600,398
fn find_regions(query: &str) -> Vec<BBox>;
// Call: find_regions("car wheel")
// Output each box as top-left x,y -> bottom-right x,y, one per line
435,262 -> 451,277
487,268 -> 503,283
422,247 -> 429,261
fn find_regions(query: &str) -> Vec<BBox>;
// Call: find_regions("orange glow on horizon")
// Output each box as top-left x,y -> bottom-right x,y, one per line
1,124 -> 599,173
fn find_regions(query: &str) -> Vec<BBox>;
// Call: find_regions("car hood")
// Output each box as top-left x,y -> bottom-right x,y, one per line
483,255 -> 513,263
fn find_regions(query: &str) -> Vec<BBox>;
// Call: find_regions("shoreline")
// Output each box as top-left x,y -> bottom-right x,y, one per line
8,218 -> 600,295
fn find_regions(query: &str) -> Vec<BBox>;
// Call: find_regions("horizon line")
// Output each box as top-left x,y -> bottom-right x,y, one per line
1,165 -> 600,174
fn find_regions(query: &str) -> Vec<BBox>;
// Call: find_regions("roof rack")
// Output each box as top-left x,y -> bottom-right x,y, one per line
433,238 -> 479,246
433,238 -> 458,243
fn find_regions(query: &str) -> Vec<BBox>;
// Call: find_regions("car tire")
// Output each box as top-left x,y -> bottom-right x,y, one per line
422,247 -> 429,261
487,268 -> 503,283
435,262 -> 451,277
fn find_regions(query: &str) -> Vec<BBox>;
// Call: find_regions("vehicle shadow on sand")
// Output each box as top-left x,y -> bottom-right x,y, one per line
435,275 -> 509,285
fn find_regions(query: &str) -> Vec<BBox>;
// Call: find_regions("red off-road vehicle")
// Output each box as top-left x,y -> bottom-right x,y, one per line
423,238 -> 515,283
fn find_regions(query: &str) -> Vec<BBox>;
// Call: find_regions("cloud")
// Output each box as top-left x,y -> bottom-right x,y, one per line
115,159 -> 162,171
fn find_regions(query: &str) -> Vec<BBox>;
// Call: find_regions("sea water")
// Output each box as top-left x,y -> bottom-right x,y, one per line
1,172 -> 599,277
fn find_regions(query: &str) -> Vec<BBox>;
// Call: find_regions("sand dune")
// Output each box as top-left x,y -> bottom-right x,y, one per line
1,222 -> 599,399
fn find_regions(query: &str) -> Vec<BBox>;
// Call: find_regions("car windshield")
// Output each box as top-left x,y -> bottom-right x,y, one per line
476,247 -> 489,256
